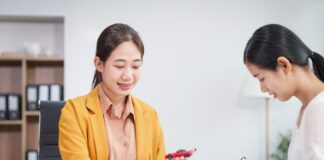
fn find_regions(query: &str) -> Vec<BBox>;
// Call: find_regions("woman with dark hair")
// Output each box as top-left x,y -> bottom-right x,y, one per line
59,23 -> 171,160
244,24 -> 324,159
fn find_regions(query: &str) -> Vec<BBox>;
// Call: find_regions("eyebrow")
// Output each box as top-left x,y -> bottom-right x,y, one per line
113,59 -> 142,63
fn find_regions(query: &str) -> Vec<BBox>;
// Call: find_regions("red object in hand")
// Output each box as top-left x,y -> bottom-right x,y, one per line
165,148 -> 197,159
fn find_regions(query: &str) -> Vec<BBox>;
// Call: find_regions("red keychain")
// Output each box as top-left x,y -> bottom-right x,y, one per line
165,148 -> 197,159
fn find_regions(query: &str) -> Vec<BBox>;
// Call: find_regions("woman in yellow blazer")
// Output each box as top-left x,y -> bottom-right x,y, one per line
59,23 -> 166,160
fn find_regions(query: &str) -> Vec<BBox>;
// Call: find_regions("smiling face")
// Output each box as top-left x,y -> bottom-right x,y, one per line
246,58 -> 296,101
94,41 -> 143,98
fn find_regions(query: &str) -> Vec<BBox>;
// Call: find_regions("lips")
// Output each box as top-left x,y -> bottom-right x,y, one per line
268,92 -> 276,98
117,82 -> 132,91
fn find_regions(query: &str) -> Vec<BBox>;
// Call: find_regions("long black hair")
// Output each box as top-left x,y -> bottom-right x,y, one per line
243,24 -> 324,82
92,23 -> 144,88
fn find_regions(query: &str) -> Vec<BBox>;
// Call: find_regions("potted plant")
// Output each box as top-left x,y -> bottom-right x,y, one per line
271,131 -> 291,160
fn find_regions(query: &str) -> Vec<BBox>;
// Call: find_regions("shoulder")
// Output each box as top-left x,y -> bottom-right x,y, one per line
61,94 -> 90,117
308,92 -> 324,112
63,86 -> 100,112
60,95 -> 93,128
132,96 -> 159,115
301,94 -> 324,152
64,95 -> 87,108
303,92 -> 324,133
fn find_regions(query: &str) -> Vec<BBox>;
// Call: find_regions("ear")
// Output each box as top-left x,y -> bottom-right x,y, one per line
276,56 -> 292,74
94,57 -> 104,72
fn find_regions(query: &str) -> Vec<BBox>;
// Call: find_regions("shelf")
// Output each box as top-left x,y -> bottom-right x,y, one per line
0,54 -> 63,62
26,58 -> 64,85
0,15 -> 64,23
26,116 -> 39,150
25,111 -> 40,117
0,57 -> 22,65
26,56 -> 64,62
0,120 -> 22,125
0,61 -> 22,93
0,15 -> 64,160
0,124 -> 22,160
0,56 -> 23,62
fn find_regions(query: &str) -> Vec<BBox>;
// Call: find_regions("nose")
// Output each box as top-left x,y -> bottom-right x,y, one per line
122,68 -> 132,80
260,82 -> 267,93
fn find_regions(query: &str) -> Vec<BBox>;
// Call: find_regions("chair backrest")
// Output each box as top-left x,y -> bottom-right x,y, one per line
39,101 -> 65,160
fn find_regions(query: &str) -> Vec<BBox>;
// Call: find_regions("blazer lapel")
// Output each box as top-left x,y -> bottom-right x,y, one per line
86,86 -> 109,159
132,96 -> 149,159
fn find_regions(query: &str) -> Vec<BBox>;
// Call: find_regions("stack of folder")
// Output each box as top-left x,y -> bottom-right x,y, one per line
0,94 -> 21,120
26,84 -> 64,111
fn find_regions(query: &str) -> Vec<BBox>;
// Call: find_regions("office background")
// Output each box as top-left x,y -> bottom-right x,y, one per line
1,0 -> 324,159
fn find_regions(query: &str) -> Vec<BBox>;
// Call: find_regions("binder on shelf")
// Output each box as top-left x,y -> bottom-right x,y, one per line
7,94 -> 21,120
38,84 -> 49,109
26,150 -> 38,160
26,85 -> 38,111
0,94 -> 7,120
50,84 -> 63,101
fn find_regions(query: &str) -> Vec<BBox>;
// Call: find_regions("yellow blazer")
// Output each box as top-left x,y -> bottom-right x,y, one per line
59,86 -> 166,160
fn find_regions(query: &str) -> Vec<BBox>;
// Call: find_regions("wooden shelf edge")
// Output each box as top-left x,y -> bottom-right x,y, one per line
0,56 -> 64,62
26,56 -> 64,62
25,111 -> 40,116
0,56 -> 23,61
0,120 -> 23,125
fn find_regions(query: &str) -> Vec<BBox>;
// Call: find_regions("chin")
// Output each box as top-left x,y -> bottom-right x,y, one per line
117,90 -> 132,96
278,96 -> 292,102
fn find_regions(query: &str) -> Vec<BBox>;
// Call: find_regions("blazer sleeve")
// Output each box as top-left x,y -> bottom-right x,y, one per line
59,100 -> 91,160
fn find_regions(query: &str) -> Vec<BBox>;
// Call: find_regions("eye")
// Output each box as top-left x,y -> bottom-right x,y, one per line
132,65 -> 141,69
259,78 -> 265,82
115,65 -> 124,69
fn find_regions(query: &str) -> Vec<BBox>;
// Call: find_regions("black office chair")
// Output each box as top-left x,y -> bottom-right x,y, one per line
39,101 -> 65,160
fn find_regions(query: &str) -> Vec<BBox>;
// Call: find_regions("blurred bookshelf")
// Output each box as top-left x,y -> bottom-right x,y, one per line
0,15 -> 64,160
0,55 -> 64,160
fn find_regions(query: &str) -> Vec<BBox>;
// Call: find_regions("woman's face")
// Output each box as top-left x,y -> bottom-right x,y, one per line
95,41 -> 143,98
246,61 -> 296,101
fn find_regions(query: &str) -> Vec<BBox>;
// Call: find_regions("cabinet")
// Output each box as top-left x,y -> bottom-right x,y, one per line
0,15 -> 64,160
0,56 -> 64,160
0,57 -> 23,160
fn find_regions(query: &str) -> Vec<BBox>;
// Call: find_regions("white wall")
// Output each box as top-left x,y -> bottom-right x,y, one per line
1,0 -> 324,159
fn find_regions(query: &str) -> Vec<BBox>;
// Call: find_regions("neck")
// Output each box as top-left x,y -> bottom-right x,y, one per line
295,71 -> 324,108
100,83 -> 126,106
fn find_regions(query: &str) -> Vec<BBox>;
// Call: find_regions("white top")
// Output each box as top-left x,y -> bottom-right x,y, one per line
288,91 -> 324,160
